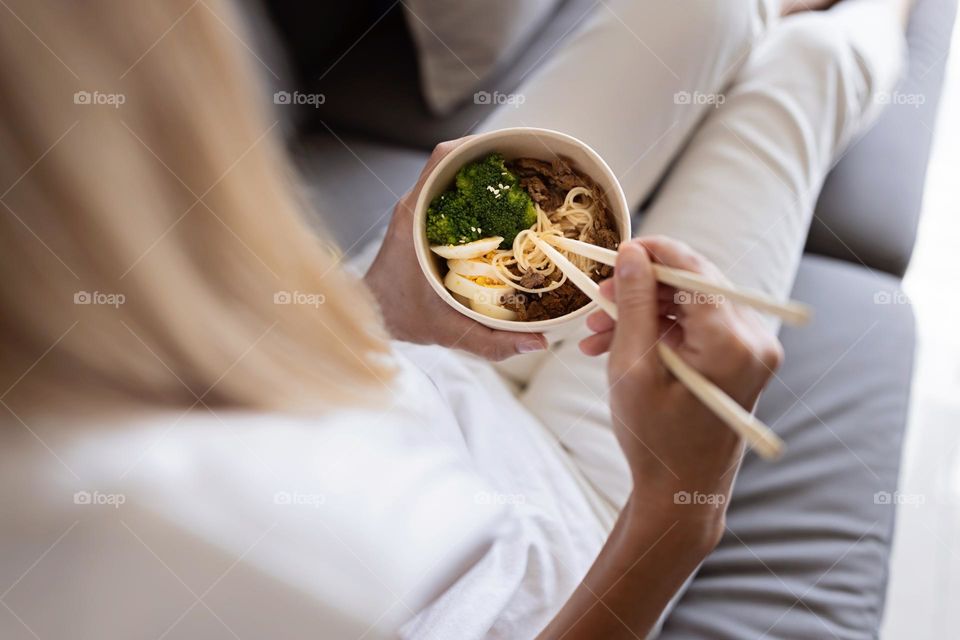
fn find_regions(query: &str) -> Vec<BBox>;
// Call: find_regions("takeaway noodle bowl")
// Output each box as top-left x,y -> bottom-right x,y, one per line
424,152 -> 619,322
412,127 -> 632,333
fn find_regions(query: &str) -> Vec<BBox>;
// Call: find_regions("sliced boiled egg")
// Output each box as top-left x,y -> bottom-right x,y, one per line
444,270 -> 513,306
470,299 -> 518,321
430,236 -> 504,260
447,257 -> 504,281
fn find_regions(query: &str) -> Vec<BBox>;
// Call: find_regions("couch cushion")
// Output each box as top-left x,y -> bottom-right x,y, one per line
661,254 -> 916,638
806,0 -> 957,277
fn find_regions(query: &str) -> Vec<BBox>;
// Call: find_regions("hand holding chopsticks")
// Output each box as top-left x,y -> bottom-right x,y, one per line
546,236 -> 811,327
531,235 -> 789,460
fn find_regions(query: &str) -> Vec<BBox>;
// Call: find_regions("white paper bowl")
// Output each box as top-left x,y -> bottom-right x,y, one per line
412,127 -> 631,333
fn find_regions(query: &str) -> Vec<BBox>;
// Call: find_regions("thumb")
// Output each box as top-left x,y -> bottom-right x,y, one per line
610,242 -> 661,364
458,327 -> 547,362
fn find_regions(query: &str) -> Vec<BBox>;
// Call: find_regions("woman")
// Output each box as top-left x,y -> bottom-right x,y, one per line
0,0 -> 908,638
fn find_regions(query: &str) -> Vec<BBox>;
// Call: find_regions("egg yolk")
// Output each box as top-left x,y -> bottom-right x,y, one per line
468,276 -> 506,288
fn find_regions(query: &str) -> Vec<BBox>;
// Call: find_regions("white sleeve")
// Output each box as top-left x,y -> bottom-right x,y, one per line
44,408 -> 507,639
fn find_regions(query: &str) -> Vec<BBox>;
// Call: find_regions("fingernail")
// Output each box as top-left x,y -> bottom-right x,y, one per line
617,244 -> 644,279
517,340 -> 545,354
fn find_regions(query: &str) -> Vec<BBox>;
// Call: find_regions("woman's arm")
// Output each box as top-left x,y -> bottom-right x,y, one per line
539,497 -> 720,639
364,140 -> 548,361
368,143 -> 782,634
541,238 -> 783,638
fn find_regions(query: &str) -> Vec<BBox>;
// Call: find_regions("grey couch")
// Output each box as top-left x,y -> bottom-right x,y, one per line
248,0 -> 956,636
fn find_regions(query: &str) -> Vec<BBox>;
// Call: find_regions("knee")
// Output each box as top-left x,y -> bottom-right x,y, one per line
768,14 -> 869,134
774,10 -> 905,110
775,15 -> 853,79
703,0 -> 775,56
691,0 -> 775,75
609,0 -> 772,71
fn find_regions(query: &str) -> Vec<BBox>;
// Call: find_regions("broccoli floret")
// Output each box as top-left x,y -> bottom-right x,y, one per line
426,153 -> 536,248
425,191 -> 480,245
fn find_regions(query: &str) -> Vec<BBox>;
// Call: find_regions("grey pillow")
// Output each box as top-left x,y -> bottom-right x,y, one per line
402,0 -> 561,115
806,0 -> 957,276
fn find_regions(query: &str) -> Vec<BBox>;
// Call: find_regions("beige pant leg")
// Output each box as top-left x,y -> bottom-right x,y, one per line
482,0 -> 778,387
518,1 -> 906,511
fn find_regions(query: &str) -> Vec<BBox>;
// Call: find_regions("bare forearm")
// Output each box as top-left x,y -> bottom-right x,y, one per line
544,237 -> 775,637
538,495 -> 721,639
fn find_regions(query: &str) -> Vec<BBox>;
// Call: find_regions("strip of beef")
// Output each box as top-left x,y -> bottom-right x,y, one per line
504,156 -> 621,320
509,156 -> 613,226
518,271 -> 548,290
510,157 -> 566,211
583,227 -> 620,278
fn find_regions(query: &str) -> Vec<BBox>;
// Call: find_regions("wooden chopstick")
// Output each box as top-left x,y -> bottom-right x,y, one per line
655,345 -> 784,459
546,236 -> 812,326
531,235 -> 785,460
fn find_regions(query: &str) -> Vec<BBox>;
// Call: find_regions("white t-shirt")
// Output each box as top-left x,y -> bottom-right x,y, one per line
0,343 -> 612,639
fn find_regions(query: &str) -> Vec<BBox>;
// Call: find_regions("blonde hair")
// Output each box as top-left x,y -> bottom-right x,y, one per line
0,0 -> 394,413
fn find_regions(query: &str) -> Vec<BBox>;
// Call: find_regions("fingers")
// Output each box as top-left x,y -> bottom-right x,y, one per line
635,235 -> 709,274
587,283 -> 677,336
579,330 -> 613,356
606,277 -> 677,304
628,238 -> 783,405
586,308 -> 615,333
608,243 -> 661,372
634,236 -> 730,323
581,316 -> 681,356
594,235 -> 783,421
453,325 -> 546,362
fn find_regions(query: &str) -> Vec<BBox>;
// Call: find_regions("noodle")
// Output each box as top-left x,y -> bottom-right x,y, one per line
491,186 -> 601,294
